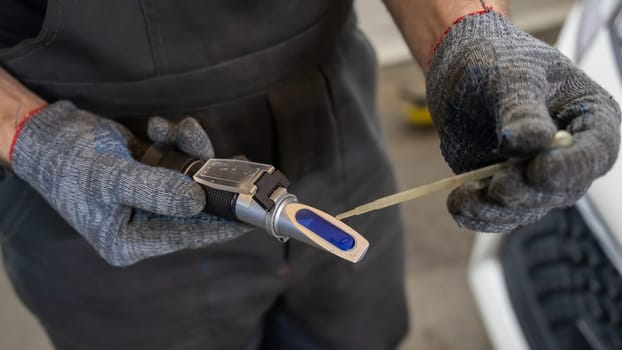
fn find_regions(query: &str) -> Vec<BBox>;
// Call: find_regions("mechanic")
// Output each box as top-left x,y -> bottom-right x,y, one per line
0,0 -> 619,349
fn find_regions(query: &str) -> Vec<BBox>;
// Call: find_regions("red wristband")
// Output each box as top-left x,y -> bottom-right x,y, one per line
431,6 -> 495,57
9,104 -> 48,164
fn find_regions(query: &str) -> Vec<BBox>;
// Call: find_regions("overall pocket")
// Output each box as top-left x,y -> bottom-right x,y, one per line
0,0 -> 56,62
139,0 -> 336,74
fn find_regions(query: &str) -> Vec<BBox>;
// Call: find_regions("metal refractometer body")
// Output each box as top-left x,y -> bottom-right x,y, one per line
141,146 -> 369,263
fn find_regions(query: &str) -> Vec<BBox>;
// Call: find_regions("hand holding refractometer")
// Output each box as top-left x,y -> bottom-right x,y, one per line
336,131 -> 574,221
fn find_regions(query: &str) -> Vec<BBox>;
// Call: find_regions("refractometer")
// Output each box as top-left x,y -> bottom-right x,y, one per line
141,145 -> 369,263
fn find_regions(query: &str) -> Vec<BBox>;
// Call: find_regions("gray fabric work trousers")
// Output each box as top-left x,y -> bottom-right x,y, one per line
0,1 -> 408,349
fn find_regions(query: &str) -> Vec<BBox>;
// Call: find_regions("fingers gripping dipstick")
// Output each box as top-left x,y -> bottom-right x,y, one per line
335,131 -> 574,220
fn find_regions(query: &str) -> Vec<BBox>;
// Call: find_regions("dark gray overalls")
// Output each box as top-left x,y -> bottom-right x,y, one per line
0,1 -> 408,349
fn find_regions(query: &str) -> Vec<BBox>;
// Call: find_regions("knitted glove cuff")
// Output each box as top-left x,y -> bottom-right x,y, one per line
8,104 -> 47,163
429,11 -> 517,73
11,100 -> 77,178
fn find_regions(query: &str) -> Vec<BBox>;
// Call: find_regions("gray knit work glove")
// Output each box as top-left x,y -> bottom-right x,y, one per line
147,116 -> 215,160
426,11 -> 621,233
11,101 -> 251,266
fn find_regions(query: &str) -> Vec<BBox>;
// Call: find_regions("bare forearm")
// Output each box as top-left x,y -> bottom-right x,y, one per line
0,68 -> 46,164
384,0 -> 509,67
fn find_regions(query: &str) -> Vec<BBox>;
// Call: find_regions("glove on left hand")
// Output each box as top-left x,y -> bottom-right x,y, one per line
426,11 -> 621,233
147,116 -> 215,160
11,102 -> 252,266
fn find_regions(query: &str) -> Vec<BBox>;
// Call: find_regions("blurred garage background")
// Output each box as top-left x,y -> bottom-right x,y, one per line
0,1 -> 575,349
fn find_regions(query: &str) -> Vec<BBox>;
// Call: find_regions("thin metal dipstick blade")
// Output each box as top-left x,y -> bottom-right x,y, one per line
335,163 -> 503,220
336,130 -> 574,220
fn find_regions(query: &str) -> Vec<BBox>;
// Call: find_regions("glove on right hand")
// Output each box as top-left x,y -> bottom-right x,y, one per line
426,11 -> 621,233
11,101 -> 251,266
